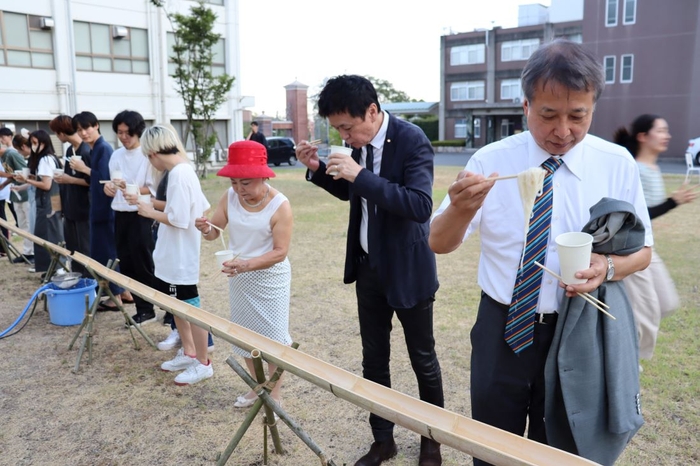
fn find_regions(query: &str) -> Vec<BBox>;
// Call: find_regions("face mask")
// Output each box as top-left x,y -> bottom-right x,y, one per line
31,144 -> 39,153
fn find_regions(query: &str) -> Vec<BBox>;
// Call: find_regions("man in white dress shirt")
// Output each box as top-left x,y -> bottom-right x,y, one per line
429,40 -> 653,465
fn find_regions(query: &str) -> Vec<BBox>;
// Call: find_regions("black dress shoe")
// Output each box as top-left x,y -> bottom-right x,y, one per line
354,439 -> 398,466
419,437 -> 442,466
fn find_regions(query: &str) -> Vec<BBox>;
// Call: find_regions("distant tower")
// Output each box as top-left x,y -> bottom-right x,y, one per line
285,81 -> 309,144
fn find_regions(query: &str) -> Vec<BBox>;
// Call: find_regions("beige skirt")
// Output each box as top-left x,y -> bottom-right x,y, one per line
623,249 -> 679,360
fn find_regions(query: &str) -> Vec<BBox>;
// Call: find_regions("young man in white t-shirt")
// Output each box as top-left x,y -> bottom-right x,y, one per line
136,125 -> 212,385
103,110 -> 157,322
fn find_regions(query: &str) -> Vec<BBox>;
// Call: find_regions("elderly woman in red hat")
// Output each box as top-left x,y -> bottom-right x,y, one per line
195,140 -> 293,407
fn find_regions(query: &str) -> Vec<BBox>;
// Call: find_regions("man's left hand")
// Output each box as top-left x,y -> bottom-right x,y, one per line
327,153 -> 363,182
561,253 -> 609,297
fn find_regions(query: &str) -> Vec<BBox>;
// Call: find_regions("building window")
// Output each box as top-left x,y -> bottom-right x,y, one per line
455,119 -> 467,138
74,22 -> 149,74
501,119 -> 514,138
606,0 -> 618,27
450,44 -> 485,66
500,79 -> 522,101
473,118 -> 481,139
501,39 -> 540,62
170,120 -> 228,153
451,81 -> 485,101
566,34 -> 583,43
167,32 -> 226,77
203,0 -> 224,4
604,56 -> 616,84
0,12 -> 54,69
620,54 -> 633,83
623,0 -> 636,24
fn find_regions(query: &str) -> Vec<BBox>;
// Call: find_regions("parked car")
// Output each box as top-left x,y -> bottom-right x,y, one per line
267,137 -> 297,166
687,136 -> 700,165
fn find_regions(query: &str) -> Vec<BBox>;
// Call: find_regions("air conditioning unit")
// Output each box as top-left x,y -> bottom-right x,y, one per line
112,25 -> 128,39
513,97 -> 521,104
40,17 -> 54,29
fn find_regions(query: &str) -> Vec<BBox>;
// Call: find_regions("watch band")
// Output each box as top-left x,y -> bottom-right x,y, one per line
604,254 -> 615,281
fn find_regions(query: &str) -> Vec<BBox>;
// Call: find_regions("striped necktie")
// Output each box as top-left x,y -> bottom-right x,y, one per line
504,156 -> 563,353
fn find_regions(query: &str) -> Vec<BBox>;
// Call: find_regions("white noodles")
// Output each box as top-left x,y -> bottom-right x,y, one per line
517,167 -> 547,262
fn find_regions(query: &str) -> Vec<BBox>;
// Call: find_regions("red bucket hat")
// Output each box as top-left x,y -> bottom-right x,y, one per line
216,140 -> 276,179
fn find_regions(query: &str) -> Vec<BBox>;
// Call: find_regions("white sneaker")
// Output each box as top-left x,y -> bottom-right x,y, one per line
160,348 -> 197,372
157,329 -> 181,351
207,344 -> 215,353
174,360 -> 213,385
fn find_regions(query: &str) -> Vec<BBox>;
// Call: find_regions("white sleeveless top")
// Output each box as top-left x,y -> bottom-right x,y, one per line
227,184 -> 288,259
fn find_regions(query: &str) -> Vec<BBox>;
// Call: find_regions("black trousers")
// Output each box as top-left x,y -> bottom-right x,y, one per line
115,211 -> 155,316
355,257 -> 444,442
63,217 -> 90,277
470,293 -> 556,466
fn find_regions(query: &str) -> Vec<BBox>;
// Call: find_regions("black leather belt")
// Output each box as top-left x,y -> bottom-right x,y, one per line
535,313 -> 558,325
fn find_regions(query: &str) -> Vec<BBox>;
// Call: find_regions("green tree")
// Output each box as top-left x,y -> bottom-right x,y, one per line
366,76 -> 416,103
151,0 -> 234,177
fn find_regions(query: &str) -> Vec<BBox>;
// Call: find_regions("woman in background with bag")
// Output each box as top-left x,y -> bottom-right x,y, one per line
614,114 -> 697,362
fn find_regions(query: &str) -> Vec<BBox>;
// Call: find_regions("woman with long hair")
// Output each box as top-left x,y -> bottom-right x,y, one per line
14,129 -> 64,274
614,114 -> 697,362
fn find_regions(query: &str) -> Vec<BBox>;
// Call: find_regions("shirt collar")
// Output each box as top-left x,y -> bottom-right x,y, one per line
527,132 -> 585,180
369,110 -> 389,150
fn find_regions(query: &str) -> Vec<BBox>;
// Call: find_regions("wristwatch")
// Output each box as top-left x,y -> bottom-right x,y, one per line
604,254 -> 615,281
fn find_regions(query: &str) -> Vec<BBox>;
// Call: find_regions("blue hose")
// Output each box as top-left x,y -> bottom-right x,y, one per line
0,284 -> 52,338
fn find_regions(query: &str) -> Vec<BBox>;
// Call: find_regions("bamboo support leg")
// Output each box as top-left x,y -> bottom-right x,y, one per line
251,349 -> 284,455
0,233 -> 29,264
69,261 -> 115,351
222,346 -> 337,466
215,394 -> 266,465
70,260 -> 156,373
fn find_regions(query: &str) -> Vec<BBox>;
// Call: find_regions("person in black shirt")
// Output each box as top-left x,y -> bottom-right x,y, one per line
247,121 -> 268,151
50,115 -> 92,277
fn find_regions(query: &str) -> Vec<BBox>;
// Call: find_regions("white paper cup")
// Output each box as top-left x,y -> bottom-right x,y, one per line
71,155 -> 82,162
53,168 -> 64,177
125,184 -> 138,195
215,250 -> 235,268
111,169 -> 123,181
327,145 -> 353,176
555,232 -> 594,285
138,194 -> 151,205
21,167 -> 31,177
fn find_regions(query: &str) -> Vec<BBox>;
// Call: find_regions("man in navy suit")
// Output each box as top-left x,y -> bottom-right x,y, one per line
296,75 -> 443,466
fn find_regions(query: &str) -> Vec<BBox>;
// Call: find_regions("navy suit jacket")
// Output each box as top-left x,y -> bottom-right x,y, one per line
308,114 -> 438,309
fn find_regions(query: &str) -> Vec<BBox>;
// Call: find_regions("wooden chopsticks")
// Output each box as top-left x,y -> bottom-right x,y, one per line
308,139 -> 322,145
484,174 -> 519,181
534,261 -> 616,320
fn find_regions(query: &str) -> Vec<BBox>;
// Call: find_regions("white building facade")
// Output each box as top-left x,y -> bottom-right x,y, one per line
0,0 -> 245,153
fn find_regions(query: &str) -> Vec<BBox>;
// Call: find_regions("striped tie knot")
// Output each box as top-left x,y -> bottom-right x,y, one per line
504,156 -> 563,353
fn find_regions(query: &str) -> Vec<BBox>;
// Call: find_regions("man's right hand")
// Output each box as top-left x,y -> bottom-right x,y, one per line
104,181 -> 118,197
296,140 -> 320,172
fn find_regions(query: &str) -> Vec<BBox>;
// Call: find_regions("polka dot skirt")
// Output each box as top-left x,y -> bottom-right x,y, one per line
228,258 -> 292,358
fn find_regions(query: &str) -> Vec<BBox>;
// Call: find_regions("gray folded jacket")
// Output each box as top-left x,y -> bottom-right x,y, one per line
582,197 -> 646,255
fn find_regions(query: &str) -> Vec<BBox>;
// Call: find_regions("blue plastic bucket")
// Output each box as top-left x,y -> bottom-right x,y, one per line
45,278 -> 97,326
